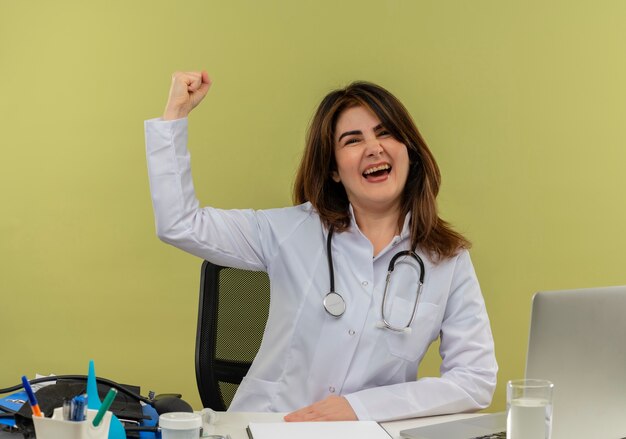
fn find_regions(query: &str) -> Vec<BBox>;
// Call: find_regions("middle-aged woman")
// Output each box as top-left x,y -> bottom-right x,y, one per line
144,71 -> 497,422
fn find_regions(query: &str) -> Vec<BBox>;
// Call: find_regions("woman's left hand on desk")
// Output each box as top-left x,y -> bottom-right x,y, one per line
283,395 -> 357,422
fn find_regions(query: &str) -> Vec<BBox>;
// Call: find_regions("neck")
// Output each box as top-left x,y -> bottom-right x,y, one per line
352,204 -> 402,256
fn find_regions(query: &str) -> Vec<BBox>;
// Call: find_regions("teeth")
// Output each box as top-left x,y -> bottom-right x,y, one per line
363,164 -> 391,175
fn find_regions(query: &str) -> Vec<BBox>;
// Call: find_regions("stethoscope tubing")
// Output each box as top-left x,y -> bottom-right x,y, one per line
324,227 -> 347,317
323,226 -> 425,332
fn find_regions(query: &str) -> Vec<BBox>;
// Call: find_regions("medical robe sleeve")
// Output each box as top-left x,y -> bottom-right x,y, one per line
144,117 -> 268,270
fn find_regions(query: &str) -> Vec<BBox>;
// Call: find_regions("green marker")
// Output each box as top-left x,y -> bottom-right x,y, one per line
92,388 -> 117,427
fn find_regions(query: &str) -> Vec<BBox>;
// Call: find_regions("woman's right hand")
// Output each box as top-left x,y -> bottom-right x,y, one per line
163,71 -> 212,120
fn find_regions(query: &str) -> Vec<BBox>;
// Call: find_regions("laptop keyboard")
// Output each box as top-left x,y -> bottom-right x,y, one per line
471,432 -> 506,439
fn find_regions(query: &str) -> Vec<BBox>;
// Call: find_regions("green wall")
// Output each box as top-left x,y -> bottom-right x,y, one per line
2,0 -> 625,413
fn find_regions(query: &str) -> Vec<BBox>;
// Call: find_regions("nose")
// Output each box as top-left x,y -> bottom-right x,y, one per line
364,138 -> 384,157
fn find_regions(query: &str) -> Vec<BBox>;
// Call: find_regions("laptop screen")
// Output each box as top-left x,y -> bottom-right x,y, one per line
525,286 -> 626,439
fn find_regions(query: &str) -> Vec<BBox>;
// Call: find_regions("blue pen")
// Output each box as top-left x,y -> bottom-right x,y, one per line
71,395 -> 87,421
21,376 -> 43,417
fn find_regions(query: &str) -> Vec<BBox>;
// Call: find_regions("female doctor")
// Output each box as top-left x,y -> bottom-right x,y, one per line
144,71 -> 497,422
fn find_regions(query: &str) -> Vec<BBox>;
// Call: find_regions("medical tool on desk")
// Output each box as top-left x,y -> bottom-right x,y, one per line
323,227 -> 425,333
1,374 -> 193,438
1,375 -> 192,416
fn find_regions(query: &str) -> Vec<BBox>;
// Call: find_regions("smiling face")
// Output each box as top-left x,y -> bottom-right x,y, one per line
332,105 -> 410,216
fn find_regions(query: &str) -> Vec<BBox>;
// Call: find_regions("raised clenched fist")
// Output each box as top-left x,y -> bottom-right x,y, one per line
163,71 -> 212,120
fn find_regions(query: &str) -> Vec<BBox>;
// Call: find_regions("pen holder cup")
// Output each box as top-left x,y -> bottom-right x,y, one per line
33,407 -> 112,439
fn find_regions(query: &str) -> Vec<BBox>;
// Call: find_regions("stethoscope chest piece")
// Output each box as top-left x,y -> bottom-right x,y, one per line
323,291 -> 346,317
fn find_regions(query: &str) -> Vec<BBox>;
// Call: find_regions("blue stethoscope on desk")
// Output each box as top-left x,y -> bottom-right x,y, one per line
323,227 -> 425,334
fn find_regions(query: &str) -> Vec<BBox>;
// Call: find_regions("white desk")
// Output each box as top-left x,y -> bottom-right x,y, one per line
206,411 -> 482,439
0,411 -> 482,438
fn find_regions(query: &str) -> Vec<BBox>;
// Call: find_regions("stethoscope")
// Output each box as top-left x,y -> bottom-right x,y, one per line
322,227 -> 425,334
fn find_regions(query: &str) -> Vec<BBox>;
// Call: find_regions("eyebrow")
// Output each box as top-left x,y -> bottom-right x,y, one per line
337,124 -> 385,142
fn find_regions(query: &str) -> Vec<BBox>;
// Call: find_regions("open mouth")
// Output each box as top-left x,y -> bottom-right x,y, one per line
363,164 -> 392,179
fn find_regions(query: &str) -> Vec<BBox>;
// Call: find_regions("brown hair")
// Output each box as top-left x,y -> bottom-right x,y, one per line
293,81 -> 470,261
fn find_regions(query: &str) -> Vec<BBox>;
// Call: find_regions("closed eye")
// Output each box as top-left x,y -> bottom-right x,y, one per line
344,137 -> 362,145
376,128 -> 391,138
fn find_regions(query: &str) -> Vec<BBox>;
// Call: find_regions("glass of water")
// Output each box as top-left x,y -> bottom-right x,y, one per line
506,379 -> 554,439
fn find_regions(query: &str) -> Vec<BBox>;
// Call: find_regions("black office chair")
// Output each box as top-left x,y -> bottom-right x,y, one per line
195,260 -> 271,410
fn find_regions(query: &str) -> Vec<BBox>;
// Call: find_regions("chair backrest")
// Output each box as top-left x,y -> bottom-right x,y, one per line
195,260 -> 270,410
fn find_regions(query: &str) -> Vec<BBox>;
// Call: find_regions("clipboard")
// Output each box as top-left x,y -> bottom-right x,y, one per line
246,420 -> 392,439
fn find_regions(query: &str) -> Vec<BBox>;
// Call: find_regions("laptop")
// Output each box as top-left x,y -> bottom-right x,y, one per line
400,285 -> 626,439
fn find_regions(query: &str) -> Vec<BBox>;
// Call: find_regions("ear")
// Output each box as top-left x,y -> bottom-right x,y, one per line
331,170 -> 341,183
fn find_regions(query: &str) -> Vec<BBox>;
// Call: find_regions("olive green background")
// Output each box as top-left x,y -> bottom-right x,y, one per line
2,0 -> 625,413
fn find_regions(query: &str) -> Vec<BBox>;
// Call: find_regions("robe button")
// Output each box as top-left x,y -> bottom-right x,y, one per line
329,386 -> 335,393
